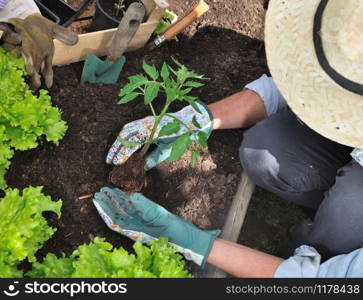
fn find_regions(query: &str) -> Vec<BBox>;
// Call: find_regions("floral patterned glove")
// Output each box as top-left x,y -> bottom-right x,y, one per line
106,101 -> 213,168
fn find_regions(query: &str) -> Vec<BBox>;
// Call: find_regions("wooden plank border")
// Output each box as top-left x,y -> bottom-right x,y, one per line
204,170 -> 255,278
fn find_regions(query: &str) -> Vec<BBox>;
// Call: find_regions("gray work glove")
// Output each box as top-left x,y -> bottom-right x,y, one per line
0,13 -> 78,88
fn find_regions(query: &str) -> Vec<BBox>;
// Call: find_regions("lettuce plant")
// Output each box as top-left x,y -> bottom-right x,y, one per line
0,47 -> 67,189
27,237 -> 192,278
0,186 -> 62,277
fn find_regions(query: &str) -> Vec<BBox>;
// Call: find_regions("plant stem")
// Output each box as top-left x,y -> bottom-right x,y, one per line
140,103 -> 171,157
149,103 -> 157,117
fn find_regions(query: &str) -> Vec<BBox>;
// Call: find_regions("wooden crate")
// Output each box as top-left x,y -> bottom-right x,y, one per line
52,0 -> 168,66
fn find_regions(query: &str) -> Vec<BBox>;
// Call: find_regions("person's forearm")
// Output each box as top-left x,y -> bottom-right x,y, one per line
208,89 -> 267,130
207,239 -> 284,278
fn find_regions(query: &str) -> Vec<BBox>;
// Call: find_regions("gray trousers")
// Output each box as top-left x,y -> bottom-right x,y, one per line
239,109 -> 363,256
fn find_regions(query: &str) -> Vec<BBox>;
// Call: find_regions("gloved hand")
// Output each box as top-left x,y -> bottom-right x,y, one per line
0,13 -> 78,88
106,101 -> 213,169
92,187 -> 220,267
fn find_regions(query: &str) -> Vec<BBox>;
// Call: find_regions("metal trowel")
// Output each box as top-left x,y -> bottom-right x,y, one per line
81,2 -> 145,84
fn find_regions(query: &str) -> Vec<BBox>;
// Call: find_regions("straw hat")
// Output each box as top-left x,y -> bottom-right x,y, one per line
265,0 -> 363,148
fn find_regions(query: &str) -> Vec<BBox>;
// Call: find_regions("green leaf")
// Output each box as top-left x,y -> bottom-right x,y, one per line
166,87 -> 178,103
143,61 -> 159,81
186,99 -> 202,114
0,48 -> 68,188
176,67 -> 188,83
184,81 -> 205,88
0,187 -> 62,277
119,84 -> 138,97
168,133 -> 192,162
118,92 -> 140,104
197,131 -> 208,149
158,119 -> 181,137
26,253 -> 74,278
184,95 -> 198,101
192,116 -> 201,129
119,76 -> 148,96
191,149 -> 201,167
160,62 -> 170,82
27,237 -> 191,278
133,242 -> 152,269
116,137 -> 142,147
129,75 -> 148,84
144,83 -> 160,105
171,57 -> 184,68
187,71 -> 207,80
154,9 -> 178,35
179,88 -> 192,96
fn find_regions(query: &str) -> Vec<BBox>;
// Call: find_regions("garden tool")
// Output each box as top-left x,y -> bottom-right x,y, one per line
146,0 -> 209,51
80,2 -> 145,84
106,100 -> 214,168
92,187 -> 220,267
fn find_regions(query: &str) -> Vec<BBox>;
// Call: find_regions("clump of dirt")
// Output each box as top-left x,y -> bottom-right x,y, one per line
109,152 -> 147,193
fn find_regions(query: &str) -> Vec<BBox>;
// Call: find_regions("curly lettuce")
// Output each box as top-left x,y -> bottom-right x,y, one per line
28,237 -> 192,278
0,186 -> 62,277
0,47 -> 67,190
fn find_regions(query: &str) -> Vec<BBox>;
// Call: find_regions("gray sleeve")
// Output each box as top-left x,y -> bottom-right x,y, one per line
244,74 -> 288,116
274,245 -> 363,278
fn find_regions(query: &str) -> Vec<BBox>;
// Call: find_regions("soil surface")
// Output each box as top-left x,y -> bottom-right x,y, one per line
63,0 -> 85,9
8,0 -> 306,277
66,0 -> 96,33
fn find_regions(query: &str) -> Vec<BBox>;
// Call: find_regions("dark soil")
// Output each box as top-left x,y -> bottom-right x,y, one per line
7,0 -> 306,277
62,0 -> 86,9
66,0 -> 96,33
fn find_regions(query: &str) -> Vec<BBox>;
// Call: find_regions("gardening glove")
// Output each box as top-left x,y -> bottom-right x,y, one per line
0,13 -> 78,89
106,100 -> 213,169
93,187 -> 220,267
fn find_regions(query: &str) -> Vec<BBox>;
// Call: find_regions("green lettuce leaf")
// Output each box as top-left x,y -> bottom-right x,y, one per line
27,237 -> 192,278
0,187 -> 62,278
0,47 -> 67,189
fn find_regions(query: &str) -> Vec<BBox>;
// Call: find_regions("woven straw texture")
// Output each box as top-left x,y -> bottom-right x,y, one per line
265,0 -> 363,148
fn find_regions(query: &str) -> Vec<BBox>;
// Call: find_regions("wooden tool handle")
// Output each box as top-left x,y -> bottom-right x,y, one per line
163,0 -> 209,40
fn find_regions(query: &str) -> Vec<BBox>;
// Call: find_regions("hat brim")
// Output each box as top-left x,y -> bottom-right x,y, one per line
265,0 -> 363,148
